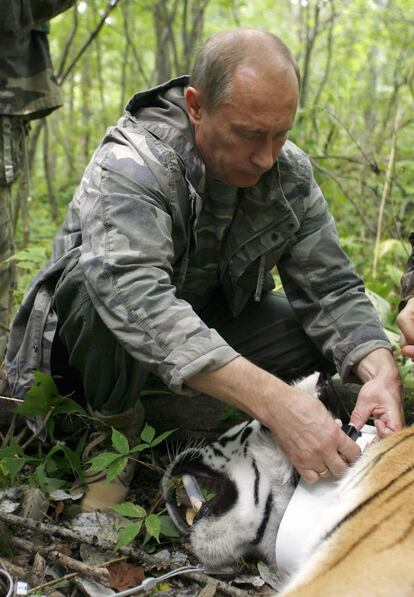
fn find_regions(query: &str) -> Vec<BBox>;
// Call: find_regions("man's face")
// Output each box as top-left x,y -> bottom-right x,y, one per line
186,62 -> 299,188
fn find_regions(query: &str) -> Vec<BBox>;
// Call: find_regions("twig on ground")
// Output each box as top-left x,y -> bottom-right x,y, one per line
0,510 -> 256,595
0,511 -> 169,569
21,407 -> 54,450
1,412 -> 17,447
185,571 -> 252,597
0,557 -> 26,577
11,536 -> 110,584
28,555 -> 127,595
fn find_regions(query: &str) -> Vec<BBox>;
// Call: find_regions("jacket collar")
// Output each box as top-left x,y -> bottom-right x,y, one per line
124,77 -> 206,195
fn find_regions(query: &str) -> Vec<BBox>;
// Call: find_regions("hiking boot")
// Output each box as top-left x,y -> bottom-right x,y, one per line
77,403 -> 145,512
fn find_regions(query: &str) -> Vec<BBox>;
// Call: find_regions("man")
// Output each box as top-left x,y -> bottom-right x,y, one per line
397,232 -> 414,357
6,29 -> 403,510
0,0 -> 75,360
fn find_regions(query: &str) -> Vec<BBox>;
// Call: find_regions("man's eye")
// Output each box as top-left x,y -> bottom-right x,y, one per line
274,131 -> 289,141
240,131 -> 258,140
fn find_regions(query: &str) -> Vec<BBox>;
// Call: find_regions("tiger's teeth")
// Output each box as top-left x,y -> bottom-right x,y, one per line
182,474 -> 206,510
192,498 -> 203,512
186,508 -> 197,526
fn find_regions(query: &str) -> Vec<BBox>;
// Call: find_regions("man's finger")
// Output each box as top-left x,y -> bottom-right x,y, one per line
297,467 -> 320,484
401,345 -> 414,359
324,452 -> 349,477
338,431 -> 361,463
375,418 -> 393,437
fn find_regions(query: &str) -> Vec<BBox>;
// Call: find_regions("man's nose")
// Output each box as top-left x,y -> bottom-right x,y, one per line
251,139 -> 277,171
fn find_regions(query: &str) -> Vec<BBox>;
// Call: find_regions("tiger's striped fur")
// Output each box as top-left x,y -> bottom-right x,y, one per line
280,425 -> 414,596
162,373 -> 319,568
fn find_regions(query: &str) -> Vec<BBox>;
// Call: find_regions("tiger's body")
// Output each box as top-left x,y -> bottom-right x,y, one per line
280,425 -> 414,597
163,374 -> 414,596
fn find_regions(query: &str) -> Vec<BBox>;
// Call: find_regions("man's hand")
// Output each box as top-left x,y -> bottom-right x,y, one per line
267,387 -> 361,483
350,348 -> 404,437
187,356 -> 361,483
397,297 -> 414,360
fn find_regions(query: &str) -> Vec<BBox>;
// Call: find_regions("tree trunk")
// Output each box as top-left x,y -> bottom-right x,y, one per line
43,121 -> 58,223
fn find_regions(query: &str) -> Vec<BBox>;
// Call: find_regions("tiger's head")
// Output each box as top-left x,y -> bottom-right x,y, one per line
162,372 -> 322,568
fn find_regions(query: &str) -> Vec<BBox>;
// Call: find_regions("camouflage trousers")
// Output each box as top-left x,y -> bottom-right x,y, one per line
52,262 -> 334,416
0,116 -> 24,361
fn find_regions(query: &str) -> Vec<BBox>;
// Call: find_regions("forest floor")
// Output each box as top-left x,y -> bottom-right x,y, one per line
0,377 -> 413,597
0,397 -> 274,597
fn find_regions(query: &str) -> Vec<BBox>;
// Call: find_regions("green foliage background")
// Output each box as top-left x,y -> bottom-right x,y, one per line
13,0 -> 414,376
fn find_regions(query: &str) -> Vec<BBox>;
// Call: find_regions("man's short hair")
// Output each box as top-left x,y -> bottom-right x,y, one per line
190,28 -> 301,110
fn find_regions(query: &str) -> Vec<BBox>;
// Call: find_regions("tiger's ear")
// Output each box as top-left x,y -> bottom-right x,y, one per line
293,371 -> 321,397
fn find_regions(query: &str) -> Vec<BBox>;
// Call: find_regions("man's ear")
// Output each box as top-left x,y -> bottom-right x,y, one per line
185,86 -> 202,125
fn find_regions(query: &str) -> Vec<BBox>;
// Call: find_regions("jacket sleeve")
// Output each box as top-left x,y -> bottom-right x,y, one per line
78,130 -> 238,394
0,1 -> 75,31
278,175 -> 392,382
399,232 -> 414,309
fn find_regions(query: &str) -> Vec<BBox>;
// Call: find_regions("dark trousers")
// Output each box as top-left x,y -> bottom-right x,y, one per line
52,264 -> 334,416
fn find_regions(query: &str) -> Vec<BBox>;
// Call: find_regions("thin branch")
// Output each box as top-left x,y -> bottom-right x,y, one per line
309,154 -> 365,165
312,0 -> 336,110
11,535 -> 110,584
0,395 -> 23,403
1,413 -> 18,448
59,0 -> 121,85
0,510 -> 169,568
311,159 -> 374,233
121,2 -> 151,87
56,2 -> 79,79
372,107 -> 403,278
300,1 -> 321,107
21,407 -> 54,450
325,109 -> 380,174
28,556 -> 127,595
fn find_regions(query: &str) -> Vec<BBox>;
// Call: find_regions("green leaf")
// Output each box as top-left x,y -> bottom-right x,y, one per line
17,261 -> 39,270
145,513 -> 161,543
0,438 -> 25,459
140,424 -> 156,444
16,389 -> 50,417
35,463 -> 66,494
52,395 -> 86,415
33,371 -> 59,398
9,247 -> 47,264
1,457 -> 26,483
115,521 -> 142,551
106,456 -> 128,482
365,288 -> 391,323
88,452 -> 120,473
112,502 -> 146,518
16,371 -> 59,417
129,443 -> 149,453
148,428 -> 177,448
159,515 -> 182,538
47,443 -> 82,477
111,428 -> 130,455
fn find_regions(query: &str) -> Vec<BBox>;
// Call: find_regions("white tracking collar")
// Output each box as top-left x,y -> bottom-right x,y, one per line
275,424 -> 377,576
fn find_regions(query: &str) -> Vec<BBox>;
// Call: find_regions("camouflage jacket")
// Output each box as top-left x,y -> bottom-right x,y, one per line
6,77 -> 391,399
0,0 -> 75,119
400,232 -> 414,308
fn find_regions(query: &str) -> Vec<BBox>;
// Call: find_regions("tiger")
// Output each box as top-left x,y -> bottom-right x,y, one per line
162,375 -> 414,596
162,373 -> 318,569
279,425 -> 414,597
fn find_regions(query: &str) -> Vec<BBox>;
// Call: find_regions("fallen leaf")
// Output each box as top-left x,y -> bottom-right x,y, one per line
108,561 -> 145,591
